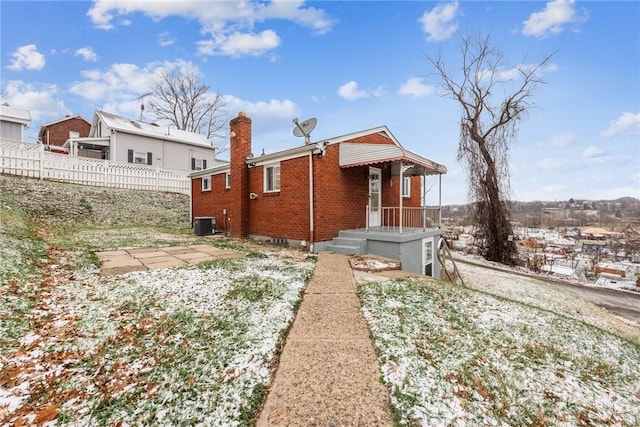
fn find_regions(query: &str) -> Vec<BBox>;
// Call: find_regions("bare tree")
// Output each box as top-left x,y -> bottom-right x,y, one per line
149,69 -> 227,140
427,34 -> 554,265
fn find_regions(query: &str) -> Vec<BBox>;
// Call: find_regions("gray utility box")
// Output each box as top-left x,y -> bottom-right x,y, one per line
194,217 -> 217,236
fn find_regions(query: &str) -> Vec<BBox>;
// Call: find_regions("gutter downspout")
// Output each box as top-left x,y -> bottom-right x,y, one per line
309,151 -> 315,252
189,178 -> 193,228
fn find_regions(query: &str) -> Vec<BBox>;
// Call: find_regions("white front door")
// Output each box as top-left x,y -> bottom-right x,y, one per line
369,167 -> 381,227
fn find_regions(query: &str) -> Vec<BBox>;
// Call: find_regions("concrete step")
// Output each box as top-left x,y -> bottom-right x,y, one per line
325,244 -> 362,255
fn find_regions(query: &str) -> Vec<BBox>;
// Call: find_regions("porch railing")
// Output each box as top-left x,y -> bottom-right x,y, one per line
366,206 -> 441,232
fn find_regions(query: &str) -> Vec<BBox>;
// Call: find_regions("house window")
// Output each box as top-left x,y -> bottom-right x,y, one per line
192,158 -> 207,171
128,149 -> 152,165
202,176 -> 211,191
225,172 -> 231,189
264,163 -> 281,192
402,176 -> 411,197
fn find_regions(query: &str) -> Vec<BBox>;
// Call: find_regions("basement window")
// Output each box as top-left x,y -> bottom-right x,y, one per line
264,163 -> 281,192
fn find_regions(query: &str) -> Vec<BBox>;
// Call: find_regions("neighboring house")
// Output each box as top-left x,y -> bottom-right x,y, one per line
191,112 -> 447,276
37,115 -> 91,155
0,104 -> 31,142
64,110 -> 221,174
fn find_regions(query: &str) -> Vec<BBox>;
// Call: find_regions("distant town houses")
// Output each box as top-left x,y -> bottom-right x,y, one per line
445,220 -> 640,291
1,106 -> 223,175
0,104 -> 31,142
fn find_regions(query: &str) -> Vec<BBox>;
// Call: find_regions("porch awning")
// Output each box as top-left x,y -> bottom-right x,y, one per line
338,143 -> 447,175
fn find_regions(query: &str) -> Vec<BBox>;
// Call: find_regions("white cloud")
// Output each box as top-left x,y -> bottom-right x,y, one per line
419,2 -> 458,42
582,145 -> 604,159
197,30 -> 281,57
87,0 -> 334,57
480,62 -> 558,83
75,47 -> 97,62
8,44 -> 46,71
535,157 -> 570,169
549,132 -> 577,146
158,32 -> 176,47
223,95 -> 298,120
337,81 -> 369,101
68,60 -> 200,119
599,112 -> 640,138
522,0 -> 584,38
254,0 -> 334,35
1,80 -> 68,121
398,77 -> 434,97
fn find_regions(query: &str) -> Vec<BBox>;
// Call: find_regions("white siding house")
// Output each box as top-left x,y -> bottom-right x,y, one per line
64,111 -> 222,174
0,105 -> 31,142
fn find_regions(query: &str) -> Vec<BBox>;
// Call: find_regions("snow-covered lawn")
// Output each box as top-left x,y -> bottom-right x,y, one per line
0,175 -> 317,425
359,277 -> 640,426
1,251 -> 314,425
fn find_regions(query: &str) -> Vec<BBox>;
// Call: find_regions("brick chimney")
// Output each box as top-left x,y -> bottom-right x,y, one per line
229,112 -> 251,238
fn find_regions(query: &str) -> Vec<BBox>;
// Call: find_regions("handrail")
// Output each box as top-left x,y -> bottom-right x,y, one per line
366,205 -> 441,232
438,237 -> 464,286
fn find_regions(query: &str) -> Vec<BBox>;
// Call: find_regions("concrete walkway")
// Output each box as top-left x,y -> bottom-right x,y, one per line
95,244 -> 241,276
257,252 -> 393,426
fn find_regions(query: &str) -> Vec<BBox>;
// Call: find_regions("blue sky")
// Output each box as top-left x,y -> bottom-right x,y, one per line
1,0 -> 638,204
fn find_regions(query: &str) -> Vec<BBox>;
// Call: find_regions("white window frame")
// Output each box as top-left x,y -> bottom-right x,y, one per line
402,175 -> 411,198
133,150 -> 147,164
225,172 -> 231,189
202,176 -> 211,191
193,158 -> 205,171
264,163 -> 281,193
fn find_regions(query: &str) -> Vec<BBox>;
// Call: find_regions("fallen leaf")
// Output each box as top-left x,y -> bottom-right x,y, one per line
34,404 -> 59,424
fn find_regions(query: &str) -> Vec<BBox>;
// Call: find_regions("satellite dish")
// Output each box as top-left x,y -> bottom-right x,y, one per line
292,117 -> 317,144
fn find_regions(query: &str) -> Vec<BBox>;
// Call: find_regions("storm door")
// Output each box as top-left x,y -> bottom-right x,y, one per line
368,167 -> 382,227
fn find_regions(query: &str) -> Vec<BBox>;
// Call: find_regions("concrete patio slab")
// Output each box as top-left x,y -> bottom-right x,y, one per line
173,252 -> 215,262
145,259 -> 187,270
161,247 -> 195,255
161,245 -> 191,252
95,250 -> 129,259
130,250 -> 171,259
96,245 -> 242,276
140,255 -> 180,265
100,257 -> 145,268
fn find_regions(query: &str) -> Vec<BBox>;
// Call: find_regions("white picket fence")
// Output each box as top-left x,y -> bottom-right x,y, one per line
0,139 -> 190,195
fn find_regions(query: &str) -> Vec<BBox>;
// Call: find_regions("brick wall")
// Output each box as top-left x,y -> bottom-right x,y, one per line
229,112 -> 251,238
312,144 -> 370,242
247,155 -> 311,240
41,117 -> 90,147
191,173 -> 232,233
387,175 -> 422,208
191,112 -> 428,245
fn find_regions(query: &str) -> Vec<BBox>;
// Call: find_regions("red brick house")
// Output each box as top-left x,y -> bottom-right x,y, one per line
191,112 -> 447,275
38,115 -> 91,155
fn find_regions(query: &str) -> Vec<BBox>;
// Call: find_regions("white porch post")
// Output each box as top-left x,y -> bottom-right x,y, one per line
422,171 -> 427,230
399,164 -> 404,234
439,174 -> 442,226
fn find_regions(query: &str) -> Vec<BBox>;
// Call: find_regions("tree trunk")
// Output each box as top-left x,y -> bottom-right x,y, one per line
474,136 -> 518,264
